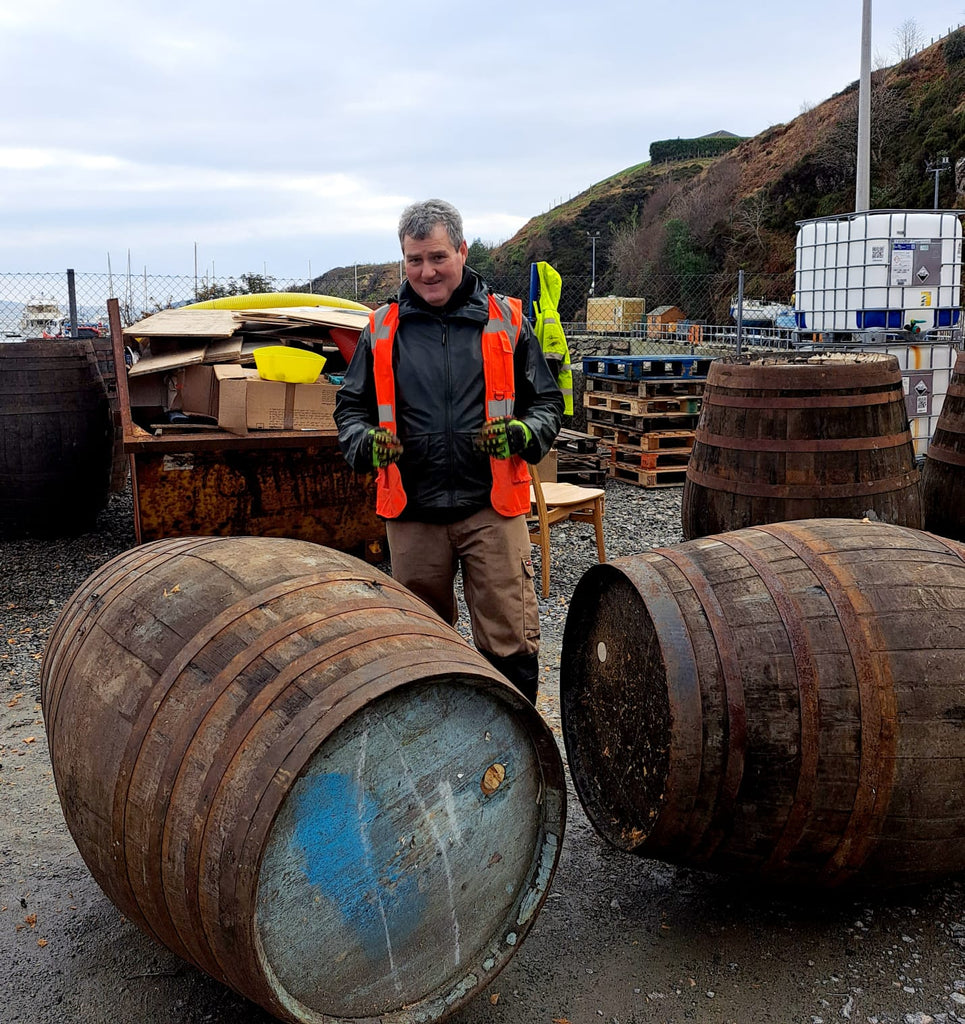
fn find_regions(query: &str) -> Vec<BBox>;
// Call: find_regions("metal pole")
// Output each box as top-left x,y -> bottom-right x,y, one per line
736,269 -> 745,358
855,0 -> 872,212
587,231 -> 600,297
67,269 -> 79,338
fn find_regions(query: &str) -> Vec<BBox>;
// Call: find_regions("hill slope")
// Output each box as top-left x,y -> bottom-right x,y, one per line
316,29 -> 965,319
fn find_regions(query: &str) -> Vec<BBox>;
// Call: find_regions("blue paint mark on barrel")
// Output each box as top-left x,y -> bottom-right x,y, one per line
291,771 -> 424,963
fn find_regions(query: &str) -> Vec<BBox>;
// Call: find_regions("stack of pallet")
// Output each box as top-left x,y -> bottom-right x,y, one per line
581,355 -> 713,487
553,428 -> 610,486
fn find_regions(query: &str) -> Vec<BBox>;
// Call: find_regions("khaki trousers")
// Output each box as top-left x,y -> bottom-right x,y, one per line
385,507 -> 540,659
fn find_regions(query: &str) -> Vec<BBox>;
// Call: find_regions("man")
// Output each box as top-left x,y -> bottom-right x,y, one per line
334,199 -> 563,703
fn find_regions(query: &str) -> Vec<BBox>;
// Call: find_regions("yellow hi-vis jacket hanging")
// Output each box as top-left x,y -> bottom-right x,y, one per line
370,294 -> 531,519
533,261 -> 574,415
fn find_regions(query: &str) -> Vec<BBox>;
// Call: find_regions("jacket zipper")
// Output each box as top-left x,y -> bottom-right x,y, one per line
442,317 -> 455,502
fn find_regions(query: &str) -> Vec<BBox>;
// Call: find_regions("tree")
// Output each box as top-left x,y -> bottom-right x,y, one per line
240,272 -> 276,294
466,238 -> 495,280
893,18 -> 924,62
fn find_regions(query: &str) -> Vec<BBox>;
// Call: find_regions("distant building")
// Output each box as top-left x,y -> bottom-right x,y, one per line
646,304 -> 686,340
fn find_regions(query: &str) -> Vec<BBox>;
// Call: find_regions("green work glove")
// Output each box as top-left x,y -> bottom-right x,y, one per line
477,417 -> 532,459
365,428 -> 403,468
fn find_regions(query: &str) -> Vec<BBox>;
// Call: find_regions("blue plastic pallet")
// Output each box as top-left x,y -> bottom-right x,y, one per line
582,355 -> 714,380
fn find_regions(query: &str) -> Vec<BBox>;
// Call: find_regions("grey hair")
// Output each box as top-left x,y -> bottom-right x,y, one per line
398,199 -> 464,251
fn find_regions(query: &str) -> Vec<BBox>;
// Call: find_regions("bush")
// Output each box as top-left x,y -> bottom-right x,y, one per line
945,29 -> 965,65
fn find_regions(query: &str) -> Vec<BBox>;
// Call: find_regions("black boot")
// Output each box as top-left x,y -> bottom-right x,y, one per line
480,650 -> 540,704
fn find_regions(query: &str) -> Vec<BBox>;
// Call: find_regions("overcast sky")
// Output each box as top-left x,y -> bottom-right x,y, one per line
3,0 -> 964,279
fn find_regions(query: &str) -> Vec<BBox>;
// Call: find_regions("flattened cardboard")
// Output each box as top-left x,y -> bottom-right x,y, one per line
128,342 -> 206,377
124,309 -> 239,338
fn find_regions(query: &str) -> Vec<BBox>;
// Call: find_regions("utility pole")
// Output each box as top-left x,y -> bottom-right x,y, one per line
855,0 -> 872,212
926,156 -> 950,208
586,231 -> 601,297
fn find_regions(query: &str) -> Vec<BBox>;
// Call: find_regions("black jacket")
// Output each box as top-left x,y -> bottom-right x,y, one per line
334,267 -> 564,521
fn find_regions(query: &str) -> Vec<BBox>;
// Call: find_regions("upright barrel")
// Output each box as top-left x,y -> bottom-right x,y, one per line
681,353 -> 922,539
41,536 -> 565,1023
0,339 -> 113,535
561,518 -> 965,888
921,350 -> 965,540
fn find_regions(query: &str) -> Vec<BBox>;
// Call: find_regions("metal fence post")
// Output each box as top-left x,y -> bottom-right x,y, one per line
67,269 -> 79,338
735,269 -> 745,358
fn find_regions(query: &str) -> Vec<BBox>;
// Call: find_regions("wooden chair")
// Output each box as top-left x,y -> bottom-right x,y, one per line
527,464 -> 606,598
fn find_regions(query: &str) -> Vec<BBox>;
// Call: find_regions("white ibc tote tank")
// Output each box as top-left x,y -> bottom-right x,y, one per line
795,210 -> 963,335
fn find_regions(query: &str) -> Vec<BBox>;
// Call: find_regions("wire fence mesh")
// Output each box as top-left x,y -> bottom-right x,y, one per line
2,263 -> 960,357
0,267 -> 802,354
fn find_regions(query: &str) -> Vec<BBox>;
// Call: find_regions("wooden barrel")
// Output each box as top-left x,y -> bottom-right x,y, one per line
681,353 -> 922,539
560,518 -> 965,888
921,350 -> 965,540
0,339 -> 113,535
41,536 -> 565,1023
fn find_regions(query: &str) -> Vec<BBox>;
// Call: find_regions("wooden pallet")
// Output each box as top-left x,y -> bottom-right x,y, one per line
555,428 -> 602,454
608,464 -> 688,488
586,421 -> 701,446
612,444 -> 692,471
583,354 -> 714,381
637,429 -> 696,452
585,377 -> 705,399
557,459 -> 609,487
586,410 -> 701,435
584,392 -> 702,416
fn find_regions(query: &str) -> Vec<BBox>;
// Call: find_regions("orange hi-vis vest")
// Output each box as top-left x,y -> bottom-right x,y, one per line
370,293 -> 532,519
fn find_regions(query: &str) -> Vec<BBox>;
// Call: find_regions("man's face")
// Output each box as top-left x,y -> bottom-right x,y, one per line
402,224 -> 468,307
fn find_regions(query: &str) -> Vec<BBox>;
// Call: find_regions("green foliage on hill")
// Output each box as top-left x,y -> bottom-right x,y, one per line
649,136 -> 743,163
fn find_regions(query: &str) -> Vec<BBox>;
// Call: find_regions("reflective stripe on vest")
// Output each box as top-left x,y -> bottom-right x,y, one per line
481,294 -> 531,517
370,304 -> 407,518
369,295 -> 531,519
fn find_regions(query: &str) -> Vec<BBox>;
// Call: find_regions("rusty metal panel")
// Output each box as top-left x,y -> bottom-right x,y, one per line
132,440 -> 384,554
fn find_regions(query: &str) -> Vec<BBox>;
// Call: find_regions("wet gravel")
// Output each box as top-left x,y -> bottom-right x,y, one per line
5,482 -> 965,1024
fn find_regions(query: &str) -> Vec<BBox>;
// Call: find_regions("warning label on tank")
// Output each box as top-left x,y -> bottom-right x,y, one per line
890,239 -> 942,287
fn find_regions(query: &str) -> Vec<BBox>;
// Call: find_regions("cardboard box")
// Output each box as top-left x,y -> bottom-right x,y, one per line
536,449 -> 558,482
217,367 -> 339,435
180,364 -> 220,419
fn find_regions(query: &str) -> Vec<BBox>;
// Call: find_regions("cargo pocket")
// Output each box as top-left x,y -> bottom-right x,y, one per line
521,556 -> 540,642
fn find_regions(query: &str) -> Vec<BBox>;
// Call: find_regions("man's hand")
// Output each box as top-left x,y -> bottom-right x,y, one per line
365,428 -> 403,468
477,417 -> 532,459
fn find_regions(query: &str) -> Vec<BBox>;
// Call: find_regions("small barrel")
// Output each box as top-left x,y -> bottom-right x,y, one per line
41,536 -> 565,1023
0,339 -> 113,535
681,353 -> 922,539
561,518 -> 965,888
921,350 -> 965,540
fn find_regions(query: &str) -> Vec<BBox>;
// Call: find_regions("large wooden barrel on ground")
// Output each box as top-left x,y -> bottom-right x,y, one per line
681,353 -> 922,539
921,350 -> 965,540
0,339 -> 113,535
41,536 -> 565,1023
561,518 -> 965,888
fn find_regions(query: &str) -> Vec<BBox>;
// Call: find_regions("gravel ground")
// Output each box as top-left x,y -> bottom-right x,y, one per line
4,481 -> 965,1024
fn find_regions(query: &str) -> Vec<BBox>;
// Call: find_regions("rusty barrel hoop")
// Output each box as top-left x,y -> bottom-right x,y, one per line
681,353 -> 922,540
560,518 -> 965,888
41,536 -> 566,1023
0,339 -> 113,536
921,350 -> 965,540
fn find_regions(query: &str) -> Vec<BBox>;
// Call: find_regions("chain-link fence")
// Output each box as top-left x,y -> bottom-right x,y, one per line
2,264 -> 960,357
0,267 -> 801,353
